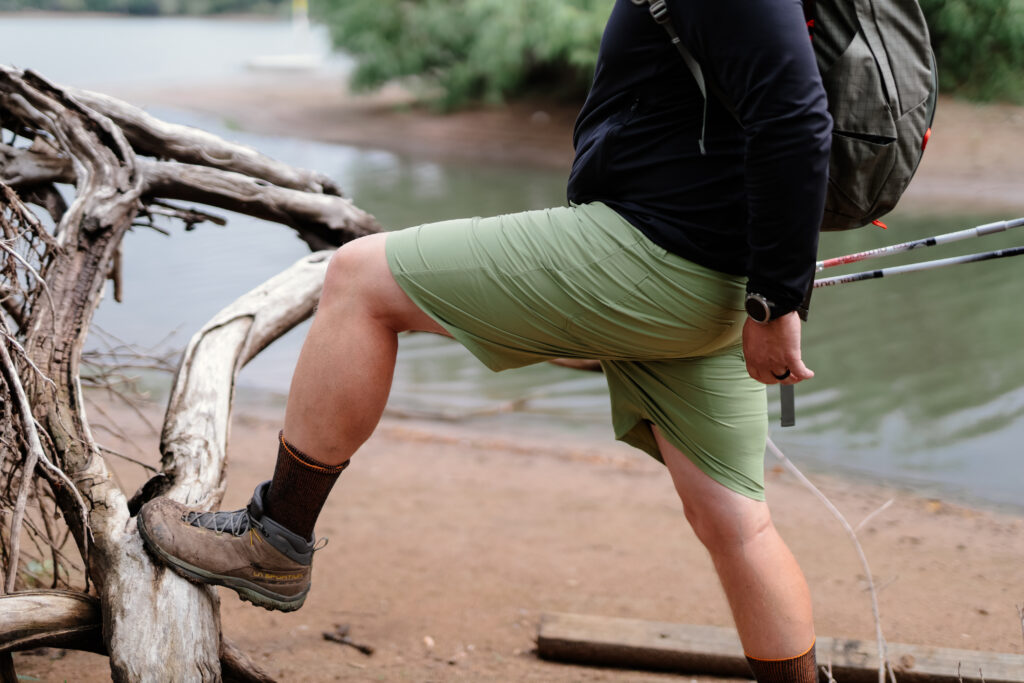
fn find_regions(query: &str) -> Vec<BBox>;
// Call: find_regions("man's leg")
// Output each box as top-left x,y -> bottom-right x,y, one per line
257,234 -> 446,537
283,233 -> 446,464
653,426 -> 817,681
137,232 -> 445,611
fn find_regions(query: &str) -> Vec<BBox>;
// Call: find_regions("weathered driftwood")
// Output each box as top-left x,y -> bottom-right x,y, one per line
70,88 -> 342,196
0,144 -> 376,250
1,64 -> 177,680
220,640 -> 276,683
0,63 -> 372,681
0,590 -> 103,654
156,250 -> 331,509
0,590 -> 275,681
0,140 -> 72,187
537,612 -> 1024,683
84,253 -> 331,682
0,319 -> 50,595
0,81 -> 382,252
137,158 -> 372,251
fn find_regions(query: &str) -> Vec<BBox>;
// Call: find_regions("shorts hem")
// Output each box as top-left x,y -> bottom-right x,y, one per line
615,417 -> 767,502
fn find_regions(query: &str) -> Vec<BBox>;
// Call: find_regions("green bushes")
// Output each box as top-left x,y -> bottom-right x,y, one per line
312,0 -> 611,110
317,0 -> 1024,108
920,0 -> 1024,102
9,0 -> 1019,104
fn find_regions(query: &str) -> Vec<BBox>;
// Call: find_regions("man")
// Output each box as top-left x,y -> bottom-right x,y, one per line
139,0 -> 830,680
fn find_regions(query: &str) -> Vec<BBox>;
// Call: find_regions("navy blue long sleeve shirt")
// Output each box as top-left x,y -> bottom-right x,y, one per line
567,0 -> 832,312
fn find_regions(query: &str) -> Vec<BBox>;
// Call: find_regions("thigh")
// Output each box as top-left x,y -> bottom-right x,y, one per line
385,202 -> 748,371
385,202 -> 642,370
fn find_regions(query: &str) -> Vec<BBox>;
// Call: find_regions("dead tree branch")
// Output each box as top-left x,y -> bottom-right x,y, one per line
0,138 -> 380,251
0,590 -> 275,680
138,158 -> 375,250
0,590 -> 104,654
0,316 -> 49,593
1,61 -> 381,681
153,250 -> 329,510
70,87 -> 342,196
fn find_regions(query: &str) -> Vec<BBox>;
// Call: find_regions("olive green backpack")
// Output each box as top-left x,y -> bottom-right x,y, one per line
634,0 -> 939,231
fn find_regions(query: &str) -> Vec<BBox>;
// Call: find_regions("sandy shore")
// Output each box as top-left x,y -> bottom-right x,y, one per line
14,399 -> 1024,682
13,76 -> 1024,681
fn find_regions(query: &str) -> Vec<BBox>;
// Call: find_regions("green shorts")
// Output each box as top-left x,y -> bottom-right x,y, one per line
385,202 -> 768,499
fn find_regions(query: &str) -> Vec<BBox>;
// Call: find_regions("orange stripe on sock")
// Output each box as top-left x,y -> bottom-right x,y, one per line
745,638 -> 816,662
279,432 -> 350,474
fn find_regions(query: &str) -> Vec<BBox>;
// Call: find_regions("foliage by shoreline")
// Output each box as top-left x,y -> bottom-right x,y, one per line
7,0 -> 1023,105
314,0 -> 1024,110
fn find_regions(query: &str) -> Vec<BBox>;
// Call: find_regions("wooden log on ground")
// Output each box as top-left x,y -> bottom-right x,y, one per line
536,612 -> 1024,682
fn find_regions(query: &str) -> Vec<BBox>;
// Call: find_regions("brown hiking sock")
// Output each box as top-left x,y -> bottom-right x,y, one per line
264,431 -> 349,539
746,641 -> 817,683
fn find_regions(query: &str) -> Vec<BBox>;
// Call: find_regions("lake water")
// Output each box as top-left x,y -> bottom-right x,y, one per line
3,14 -> 1023,511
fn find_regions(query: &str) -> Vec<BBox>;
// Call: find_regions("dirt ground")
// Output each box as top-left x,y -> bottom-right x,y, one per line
13,404 -> 1024,682
12,75 -> 1024,681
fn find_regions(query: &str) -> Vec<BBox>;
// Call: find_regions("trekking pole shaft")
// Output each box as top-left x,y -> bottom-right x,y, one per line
815,217 -> 1024,272
813,245 -> 1024,288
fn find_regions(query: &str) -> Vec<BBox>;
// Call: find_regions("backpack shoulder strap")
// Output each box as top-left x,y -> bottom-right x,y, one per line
632,0 -> 709,154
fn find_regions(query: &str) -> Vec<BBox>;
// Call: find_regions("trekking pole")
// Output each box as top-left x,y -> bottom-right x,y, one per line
813,244 -> 1024,288
780,231 -> 1024,428
815,217 -> 1024,272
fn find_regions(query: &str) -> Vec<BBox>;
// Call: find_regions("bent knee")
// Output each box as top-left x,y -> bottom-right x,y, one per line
321,234 -> 441,333
324,234 -> 388,294
320,233 -> 398,312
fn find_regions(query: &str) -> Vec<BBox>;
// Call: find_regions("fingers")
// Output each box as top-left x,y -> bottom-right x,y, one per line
748,360 -> 813,385
741,313 -> 814,386
750,352 -> 813,385
775,357 -> 814,385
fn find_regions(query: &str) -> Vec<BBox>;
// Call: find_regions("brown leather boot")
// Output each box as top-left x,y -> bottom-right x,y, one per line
137,481 -> 315,612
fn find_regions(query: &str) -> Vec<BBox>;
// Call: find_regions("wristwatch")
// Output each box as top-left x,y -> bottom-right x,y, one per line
744,292 -> 778,324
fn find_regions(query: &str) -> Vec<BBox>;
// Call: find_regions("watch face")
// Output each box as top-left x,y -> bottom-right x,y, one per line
745,294 -> 771,322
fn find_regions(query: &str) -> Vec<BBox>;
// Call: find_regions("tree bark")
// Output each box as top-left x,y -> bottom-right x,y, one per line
0,590 -> 104,654
70,88 -> 342,196
138,158 -> 375,251
0,591 -> 275,681
0,130 -> 381,252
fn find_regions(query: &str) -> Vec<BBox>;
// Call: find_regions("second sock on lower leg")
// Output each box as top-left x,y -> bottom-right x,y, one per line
264,431 -> 348,539
746,640 -> 818,683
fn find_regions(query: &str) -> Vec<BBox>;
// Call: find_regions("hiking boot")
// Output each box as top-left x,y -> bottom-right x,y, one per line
137,481 -> 315,612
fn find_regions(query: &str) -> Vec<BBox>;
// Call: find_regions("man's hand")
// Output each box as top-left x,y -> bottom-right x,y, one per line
742,311 -> 814,385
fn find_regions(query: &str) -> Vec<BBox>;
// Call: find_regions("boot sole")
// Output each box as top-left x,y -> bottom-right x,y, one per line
137,514 -> 309,613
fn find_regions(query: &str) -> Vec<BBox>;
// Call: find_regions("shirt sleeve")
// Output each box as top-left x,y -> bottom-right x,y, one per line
670,0 -> 832,313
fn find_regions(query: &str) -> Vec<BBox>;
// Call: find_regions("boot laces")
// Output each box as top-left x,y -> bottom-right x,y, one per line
185,508 -> 251,536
